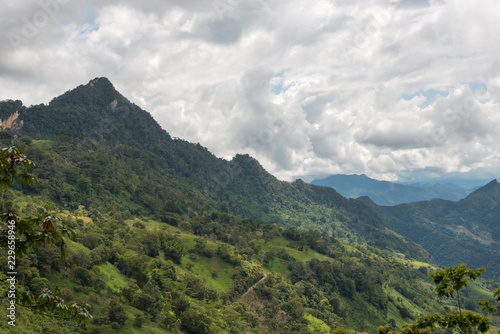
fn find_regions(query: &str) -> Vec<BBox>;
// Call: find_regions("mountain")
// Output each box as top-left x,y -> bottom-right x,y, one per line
2,78 -> 499,333
2,187 -> 484,333
400,178 -> 494,190
362,180 -> 500,276
311,174 -> 476,205
0,77 -> 431,263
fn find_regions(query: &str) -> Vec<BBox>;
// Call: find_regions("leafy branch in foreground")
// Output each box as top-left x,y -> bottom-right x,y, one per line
16,285 -> 92,323
378,264 -> 499,334
0,146 -> 36,189
0,212 -> 75,258
0,146 -> 92,323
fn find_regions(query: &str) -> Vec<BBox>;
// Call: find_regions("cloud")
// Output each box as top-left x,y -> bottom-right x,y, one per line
1,0 -> 500,181
194,18 -> 244,44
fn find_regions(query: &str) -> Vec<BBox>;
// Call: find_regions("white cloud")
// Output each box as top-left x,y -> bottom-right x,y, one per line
1,0 -> 500,181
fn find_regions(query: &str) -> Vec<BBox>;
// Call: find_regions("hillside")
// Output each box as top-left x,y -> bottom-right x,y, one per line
1,78 -> 499,333
0,77 -> 431,263
311,174 -> 475,206
363,180 -> 500,277
1,189 -> 498,333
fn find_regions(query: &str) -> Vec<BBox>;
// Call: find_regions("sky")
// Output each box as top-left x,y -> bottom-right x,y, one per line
1,0 -> 500,182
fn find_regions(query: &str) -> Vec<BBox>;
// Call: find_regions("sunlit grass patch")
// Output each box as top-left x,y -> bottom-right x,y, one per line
95,262 -> 128,292
180,254 -> 235,292
67,238 -> 91,254
305,313 -> 330,333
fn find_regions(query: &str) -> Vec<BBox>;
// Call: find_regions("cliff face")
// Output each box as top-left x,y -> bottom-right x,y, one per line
0,110 -> 24,132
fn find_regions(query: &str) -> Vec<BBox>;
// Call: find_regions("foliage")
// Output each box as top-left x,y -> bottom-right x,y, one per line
0,146 -> 92,323
7,80 -> 432,264
1,80 -> 500,333
379,265 -> 499,334
16,284 -> 92,323
369,182 -> 500,277
0,212 -> 74,258
430,264 -> 485,308
0,146 -> 36,189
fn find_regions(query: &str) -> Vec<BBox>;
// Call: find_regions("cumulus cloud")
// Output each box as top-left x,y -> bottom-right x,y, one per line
1,0 -> 500,181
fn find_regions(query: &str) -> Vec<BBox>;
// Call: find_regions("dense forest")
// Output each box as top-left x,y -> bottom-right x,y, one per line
362,181 -> 500,277
0,78 -> 499,333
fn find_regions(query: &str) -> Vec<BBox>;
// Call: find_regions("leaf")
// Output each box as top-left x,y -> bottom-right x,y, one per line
43,220 -> 54,231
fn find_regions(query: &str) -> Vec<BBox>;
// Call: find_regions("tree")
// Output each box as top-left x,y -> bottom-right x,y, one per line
108,299 -> 128,327
430,265 -> 484,319
160,233 -> 187,264
378,264 -> 499,334
0,146 -> 36,189
180,308 -> 212,334
0,146 -> 92,322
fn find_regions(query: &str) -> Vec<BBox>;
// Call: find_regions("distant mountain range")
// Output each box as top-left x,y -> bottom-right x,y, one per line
361,180 -> 500,276
310,174 -> 492,206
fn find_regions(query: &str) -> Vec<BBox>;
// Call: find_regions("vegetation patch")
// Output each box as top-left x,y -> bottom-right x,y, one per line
95,262 -> 128,292
305,313 -> 331,333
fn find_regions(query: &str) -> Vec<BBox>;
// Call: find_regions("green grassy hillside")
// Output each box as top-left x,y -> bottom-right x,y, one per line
1,78 -> 431,263
1,189 -> 499,333
0,190 -> 491,333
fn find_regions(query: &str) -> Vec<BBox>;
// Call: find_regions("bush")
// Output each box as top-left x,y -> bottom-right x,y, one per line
180,309 -> 212,334
81,233 -> 102,249
29,277 -> 50,295
109,300 -> 128,327
133,314 -> 144,328
74,267 -> 94,286
133,222 -> 145,229
160,234 -> 187,264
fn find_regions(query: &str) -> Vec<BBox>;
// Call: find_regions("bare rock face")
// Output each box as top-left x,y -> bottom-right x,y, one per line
0,110 -> 24,131
110,99 -> 118,110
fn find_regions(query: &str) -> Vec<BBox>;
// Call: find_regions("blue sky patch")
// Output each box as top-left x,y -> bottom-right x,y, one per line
401,88 -> 449,108
271,81 -> 294,95
467,81 -> 490,102
77,9 -> 100,35
468,81 -> 488,93
270,70 -> 293,95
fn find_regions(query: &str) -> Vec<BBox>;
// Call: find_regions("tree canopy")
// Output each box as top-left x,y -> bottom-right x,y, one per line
0,146 -> 92,323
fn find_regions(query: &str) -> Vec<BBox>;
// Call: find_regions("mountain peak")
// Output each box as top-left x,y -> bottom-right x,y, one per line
463,179 -> 500,201
88,77 -> 112,86
86,77 -> 116,91
49,77 -> 121,108
472,179 -> 498,191
20,77 -> 169,147
231,154 -> 270,177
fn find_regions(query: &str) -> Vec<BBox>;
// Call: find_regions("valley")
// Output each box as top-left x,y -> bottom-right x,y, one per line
0,78 -> 499,333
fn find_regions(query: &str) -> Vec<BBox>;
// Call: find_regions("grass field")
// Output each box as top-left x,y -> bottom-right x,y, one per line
95,262 -> 129,292
180,253 -> 235,292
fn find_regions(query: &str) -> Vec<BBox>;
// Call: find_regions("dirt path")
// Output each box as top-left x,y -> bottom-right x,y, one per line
241,273 -> 267,298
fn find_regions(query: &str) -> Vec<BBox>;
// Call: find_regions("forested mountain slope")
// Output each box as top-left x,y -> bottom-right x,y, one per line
0,77 -> 430,262
4,189 -> 492,333
1,78 -> 500,333
362,180 -> 500,277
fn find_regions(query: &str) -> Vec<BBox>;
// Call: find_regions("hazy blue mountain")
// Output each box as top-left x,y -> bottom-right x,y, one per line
400,179 -> 491,190
311,174 -> 480,205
